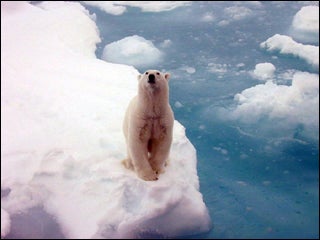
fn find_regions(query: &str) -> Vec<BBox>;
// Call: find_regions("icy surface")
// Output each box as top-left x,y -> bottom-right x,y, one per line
101,35 -> 163,68
260,34 -> 319,68
230,72 -> 318,131
252,62 -> 276,81
290,5 -> 319,43
2,1 -> 319,239
1,1 -> 211,238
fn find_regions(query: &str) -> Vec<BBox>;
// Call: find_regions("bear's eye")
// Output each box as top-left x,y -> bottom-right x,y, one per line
156,72 -> 160,75
145,72 -> 149,75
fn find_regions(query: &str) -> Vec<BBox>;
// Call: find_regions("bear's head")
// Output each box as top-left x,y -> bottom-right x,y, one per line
138,70 -> 170,94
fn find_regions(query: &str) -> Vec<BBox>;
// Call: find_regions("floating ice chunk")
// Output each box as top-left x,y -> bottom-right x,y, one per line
236,63 -> 245,69
292,6 -> 319,32
81,1 -> 127,15
174,101 -> 184,108
230,71 -> 319,139
252,62 -> 276,81
236,181 -> 248,186
260,34 -> 319,68
201,12 -> 215,22
101,35 -> 163,68
213,147 -> 228,155
160,39 -> 172,48
120,1 -> 192,12
290,6 -> 319,43
181,66 -> 196,74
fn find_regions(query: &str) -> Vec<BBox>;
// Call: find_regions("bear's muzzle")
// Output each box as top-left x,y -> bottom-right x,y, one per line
148,74 -> 155,84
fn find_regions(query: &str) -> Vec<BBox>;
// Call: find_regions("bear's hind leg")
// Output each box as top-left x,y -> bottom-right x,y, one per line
122,158 -> 134,170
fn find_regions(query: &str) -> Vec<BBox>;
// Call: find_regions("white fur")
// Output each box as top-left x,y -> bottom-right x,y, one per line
123,70 -> 174,181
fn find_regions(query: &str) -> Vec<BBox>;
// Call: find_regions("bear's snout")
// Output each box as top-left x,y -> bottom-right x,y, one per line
148,74 -> 155,84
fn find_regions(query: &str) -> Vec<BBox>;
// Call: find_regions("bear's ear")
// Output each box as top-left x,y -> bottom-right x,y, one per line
164,73 -> 171,81
137,74 -> 142,81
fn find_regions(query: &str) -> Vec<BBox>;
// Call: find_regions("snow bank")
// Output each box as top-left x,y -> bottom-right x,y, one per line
101,35 -> 163,69
81,1 -> 191,14
1,1 -> 210,238
252,62 -> 276,81
290,5 -> 319,43
260,34 -> 319,68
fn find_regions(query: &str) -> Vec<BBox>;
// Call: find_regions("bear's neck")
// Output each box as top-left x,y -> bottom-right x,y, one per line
138,88 -> 169,118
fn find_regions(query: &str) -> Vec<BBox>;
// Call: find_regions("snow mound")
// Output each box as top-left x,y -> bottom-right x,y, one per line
252,62 -> 276,81
1,1 -> 211,238
81,1 -> 127,15
230,71 -> 319,133
101,35 -> 163,69
290,5 -> 319,43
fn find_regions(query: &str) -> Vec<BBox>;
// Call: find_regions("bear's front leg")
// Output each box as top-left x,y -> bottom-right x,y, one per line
129,139 -> 158,181
149,138 -> 171,175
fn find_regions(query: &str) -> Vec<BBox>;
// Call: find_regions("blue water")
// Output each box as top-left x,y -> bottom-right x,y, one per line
88,2 -> 319,238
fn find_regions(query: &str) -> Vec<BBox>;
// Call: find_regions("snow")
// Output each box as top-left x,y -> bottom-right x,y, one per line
101,35 -> 163,69
81,1 -> 127,15
160,39 -> 172,48
213,147 -> 228,155
118,1 -> 192,12
217,6 -> 254,26
260,34 -> 319,68
1,209 -> 10,238
229,71 -> 319,139
82,1 -> 191,14
292,6 -> 319,32
252,62 -> 276,81
1,1 -> 211,238
290,6 -> 319,43
181,66 -> 196,74
174,101 -> 184,108
201,12 -> 215,22
238,6 -> 319,136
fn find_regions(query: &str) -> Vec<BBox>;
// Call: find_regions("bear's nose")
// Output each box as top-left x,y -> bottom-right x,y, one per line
148,74 -> 155,84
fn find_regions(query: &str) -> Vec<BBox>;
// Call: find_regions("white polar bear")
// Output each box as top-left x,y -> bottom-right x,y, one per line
123,70 -> 174,181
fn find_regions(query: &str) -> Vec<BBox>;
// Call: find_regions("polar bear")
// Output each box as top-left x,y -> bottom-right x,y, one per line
123,70 -> 174,181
